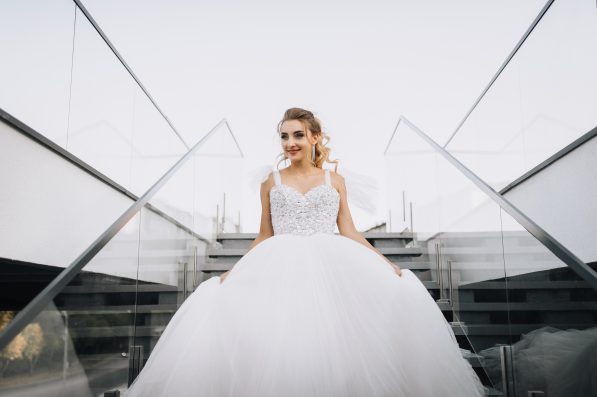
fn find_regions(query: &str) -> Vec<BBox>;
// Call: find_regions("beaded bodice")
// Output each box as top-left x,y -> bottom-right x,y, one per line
269,169 -> 340,236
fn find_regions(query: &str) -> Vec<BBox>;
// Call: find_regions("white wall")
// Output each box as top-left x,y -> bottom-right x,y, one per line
0,121 -> 133,268
503,136 -> 597,264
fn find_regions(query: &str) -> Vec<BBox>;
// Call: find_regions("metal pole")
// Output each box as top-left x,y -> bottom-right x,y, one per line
402,191 -> 406,222
62,311 -> 69,381
409,202 -> 413,232
222,192 -> 226,233
193,246 -> 198,289
499,344 -> 515,397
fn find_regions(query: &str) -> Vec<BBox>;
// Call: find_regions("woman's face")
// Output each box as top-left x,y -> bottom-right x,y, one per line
280,119 -> 315,162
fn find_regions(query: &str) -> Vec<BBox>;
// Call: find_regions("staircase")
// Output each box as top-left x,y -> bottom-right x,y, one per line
4,232 -> 594,396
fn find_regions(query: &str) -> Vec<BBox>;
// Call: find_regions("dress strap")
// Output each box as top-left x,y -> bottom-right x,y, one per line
324,169 -> 331,186
273,169 -> 281,186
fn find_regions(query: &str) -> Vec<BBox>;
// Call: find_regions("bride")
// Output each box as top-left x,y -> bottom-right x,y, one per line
125,107 -> 486,396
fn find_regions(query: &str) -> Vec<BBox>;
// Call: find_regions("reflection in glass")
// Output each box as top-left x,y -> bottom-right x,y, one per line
0,303 -> 93,397
497,209 -> 597,397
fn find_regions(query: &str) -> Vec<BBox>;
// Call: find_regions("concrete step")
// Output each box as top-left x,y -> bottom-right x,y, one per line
59,279 -> 440,294
206,246 -> 424,258
215,232 -> 417,249
58,300 -> 597,317
61,284 -> 178,294
450,323 -> 594,336
65,322 -> 594,338
459,280 -> 593,290
217,232 -> 417,240
200,259 -> 432,272
435,301 -> 597,312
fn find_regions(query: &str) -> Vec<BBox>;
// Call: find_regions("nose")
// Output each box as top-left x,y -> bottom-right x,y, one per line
286,136 -> 299,148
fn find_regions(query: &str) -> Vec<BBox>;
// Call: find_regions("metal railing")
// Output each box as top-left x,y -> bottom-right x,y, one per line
385,115 -> 597,291
0,117 -> 230,350
442,0 -> 555,148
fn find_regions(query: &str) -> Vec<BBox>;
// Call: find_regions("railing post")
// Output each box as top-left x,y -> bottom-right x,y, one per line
387,208 -> 392,232
193,245 -> 198,289
222,192 -> 226,232
402,190 -> 406,222
127,345 -> 144,386
436,241 -> 450,305
61,311 -> 69,381
182,261 -> 188,299
409,201 -> 413,232
499,344 -> 515,397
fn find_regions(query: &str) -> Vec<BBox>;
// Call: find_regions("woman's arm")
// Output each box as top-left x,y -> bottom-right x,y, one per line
248,172 -> 275,249
333,171 -> 402,277
220,173 -> 274,283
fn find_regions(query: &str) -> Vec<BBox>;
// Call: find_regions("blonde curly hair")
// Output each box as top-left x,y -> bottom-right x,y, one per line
275,107 -> 340,172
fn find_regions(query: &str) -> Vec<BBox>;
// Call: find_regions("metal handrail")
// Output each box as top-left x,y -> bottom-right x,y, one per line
442,0 -> 555,148
384,115 -> 597,291
0,118 -> 233,349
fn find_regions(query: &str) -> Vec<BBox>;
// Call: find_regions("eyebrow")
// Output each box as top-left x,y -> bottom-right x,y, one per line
280,130 -> 304,134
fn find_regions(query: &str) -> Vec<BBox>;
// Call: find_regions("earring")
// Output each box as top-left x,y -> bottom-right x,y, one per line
311,145 -> 316,162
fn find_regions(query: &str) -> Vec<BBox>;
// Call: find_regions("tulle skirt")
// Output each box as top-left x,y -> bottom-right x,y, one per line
125,232 -> 485,396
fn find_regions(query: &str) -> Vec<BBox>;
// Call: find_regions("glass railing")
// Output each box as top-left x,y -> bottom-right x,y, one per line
442,0 -> 597,272
385,116 -> 597,397
0,2 -> 244,390
1,1 -> 246,299
1,5 -> 244,390
0,0 -> 189,195
0,116 -> 242,395
444,0 -> 597,188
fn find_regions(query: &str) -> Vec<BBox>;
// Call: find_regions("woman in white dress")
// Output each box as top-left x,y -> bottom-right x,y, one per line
125,107 -> 486,396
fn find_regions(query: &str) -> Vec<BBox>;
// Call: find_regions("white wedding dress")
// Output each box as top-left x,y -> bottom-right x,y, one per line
125,169 -> 486,396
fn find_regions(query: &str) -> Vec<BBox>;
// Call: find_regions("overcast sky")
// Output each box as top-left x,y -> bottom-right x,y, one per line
77,0 -> 547,231
4,0 -> 548,232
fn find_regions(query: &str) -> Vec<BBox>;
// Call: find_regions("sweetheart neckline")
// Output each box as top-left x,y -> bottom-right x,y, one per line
270,183 -> 339,198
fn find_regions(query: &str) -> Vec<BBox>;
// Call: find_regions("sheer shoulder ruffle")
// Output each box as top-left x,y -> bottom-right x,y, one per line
333,166 -> 380,216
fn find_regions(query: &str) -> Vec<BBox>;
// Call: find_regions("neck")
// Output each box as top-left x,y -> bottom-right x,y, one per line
288,159 -> 319,175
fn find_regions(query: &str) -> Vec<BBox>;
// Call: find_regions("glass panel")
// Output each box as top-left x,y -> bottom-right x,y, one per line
444,56 -> 525,192
386,119 -> 508,394
1,114 -> 243,395
516,0 -> 597,172
499,209 -> 597,397
0,0 -> 75,147
131,208 -> 206,376
385,117 -> 597,396
435,149 -> 510,394
129,87 -> 187,196
384,123 -> 440,237
151,121 -> 243,241
445,1 -> 597,191
0,302 -> 94,397
67,8 -> 136,189
1,2 -> 242,395
0,213 -> 141,395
